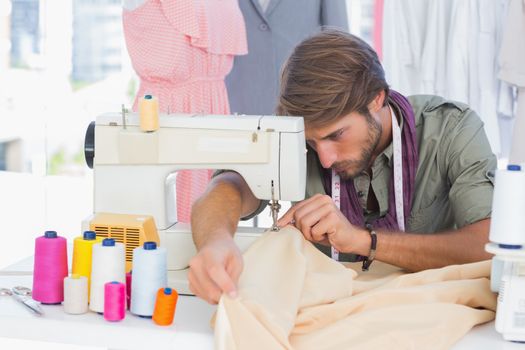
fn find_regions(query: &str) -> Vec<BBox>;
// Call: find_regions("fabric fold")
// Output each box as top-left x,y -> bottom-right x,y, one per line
159,0 -> 200,40
159,0 -> 248,55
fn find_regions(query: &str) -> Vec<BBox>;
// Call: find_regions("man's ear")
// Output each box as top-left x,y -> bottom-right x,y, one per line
368,90 -> 386,113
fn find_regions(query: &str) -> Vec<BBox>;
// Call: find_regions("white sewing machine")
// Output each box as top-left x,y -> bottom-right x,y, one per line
485,164 -> 525,342
83,110 -> 306,293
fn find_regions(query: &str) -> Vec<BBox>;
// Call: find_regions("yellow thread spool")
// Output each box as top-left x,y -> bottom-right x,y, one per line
139,94 -> 159,132
72,231 -> 102,300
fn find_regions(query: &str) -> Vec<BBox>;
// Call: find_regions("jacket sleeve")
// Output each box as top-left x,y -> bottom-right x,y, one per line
321,0 -> 349,30
444,108 -> 497,228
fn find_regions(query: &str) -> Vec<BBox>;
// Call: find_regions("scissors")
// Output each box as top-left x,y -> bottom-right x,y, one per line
0,286 -> 44,316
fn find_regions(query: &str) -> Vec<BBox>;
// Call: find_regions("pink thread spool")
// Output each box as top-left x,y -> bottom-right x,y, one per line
104,281 -> 126,322
32,231 -> 68,304
126,271 -> 132,310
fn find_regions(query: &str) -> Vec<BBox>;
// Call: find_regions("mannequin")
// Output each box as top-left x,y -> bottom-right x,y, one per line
226,0 -> 348,115
122,0 -> 247,223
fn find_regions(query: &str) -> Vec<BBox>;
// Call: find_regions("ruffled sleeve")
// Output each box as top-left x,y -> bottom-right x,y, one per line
159,0 -> 248,55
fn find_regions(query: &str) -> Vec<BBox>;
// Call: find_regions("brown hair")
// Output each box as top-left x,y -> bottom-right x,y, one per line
277,29 -> 389,127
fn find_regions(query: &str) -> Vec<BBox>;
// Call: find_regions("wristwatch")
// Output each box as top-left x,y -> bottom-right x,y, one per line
362,223 -> 377,271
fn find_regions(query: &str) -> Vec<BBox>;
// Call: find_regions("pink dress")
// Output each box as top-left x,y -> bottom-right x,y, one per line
123,0 -> 247,223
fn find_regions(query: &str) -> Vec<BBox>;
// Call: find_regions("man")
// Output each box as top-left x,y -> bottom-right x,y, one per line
190,30 -> 496,304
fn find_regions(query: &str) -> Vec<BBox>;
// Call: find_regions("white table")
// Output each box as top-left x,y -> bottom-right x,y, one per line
0,257 -> 215,350
1,258 -> 523,350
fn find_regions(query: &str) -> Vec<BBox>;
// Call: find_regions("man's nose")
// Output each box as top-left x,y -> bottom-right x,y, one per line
316,143 -> 337,169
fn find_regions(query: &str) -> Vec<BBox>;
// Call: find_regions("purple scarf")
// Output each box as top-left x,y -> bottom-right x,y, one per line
322,91 -> 418,231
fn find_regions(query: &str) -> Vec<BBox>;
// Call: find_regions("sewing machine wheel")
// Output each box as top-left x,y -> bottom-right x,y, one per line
84,121 -> 95,169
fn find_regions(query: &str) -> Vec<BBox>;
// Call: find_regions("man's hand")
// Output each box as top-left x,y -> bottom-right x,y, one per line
277,194 -> 370,255
188,237 -> 243,304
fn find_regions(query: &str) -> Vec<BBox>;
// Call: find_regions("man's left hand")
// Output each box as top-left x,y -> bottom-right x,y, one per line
277,194 -> 370,255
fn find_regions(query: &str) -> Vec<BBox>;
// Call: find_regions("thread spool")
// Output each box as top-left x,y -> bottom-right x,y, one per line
32,231 -> 68,304
89,238 -> 126,313
72,231 -> 101,300
104,281 -> 126,322
126,271 -> 132,310
489,165 -> 525,247
153,287 -> 178,326
139,94 -> 159,132
130,241 -> 167,317
63,274 -> 88,314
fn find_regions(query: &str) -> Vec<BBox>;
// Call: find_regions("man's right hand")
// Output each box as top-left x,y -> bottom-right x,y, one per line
188,237 -> 243,304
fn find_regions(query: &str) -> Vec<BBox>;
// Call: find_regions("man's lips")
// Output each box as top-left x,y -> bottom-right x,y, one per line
332,166 -> 347,173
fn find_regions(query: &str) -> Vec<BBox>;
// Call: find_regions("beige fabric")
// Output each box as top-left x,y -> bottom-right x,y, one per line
214,227 -> 496,350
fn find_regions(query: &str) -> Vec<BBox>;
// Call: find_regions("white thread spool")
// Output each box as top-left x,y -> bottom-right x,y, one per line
89,238 -> 125,313
489,165 -> 525,247
139,94 -> 159,132
63,275 -> 88,314
130,241 -> 167,317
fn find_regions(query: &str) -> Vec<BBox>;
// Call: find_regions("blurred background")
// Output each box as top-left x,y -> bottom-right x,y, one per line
1,0 -> 135,270
0,0 -> 370,270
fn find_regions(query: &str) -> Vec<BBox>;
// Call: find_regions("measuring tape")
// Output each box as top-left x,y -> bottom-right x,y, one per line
330,107 -> 404,260
331,170 -> 341,261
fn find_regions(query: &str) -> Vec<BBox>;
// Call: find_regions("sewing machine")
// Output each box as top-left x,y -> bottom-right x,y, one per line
485,164 -> 525,342
83,110 -> 306,293
486,246 -> 525,342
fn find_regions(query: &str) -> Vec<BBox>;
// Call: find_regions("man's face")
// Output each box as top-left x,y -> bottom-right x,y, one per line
305,110 -> 382,180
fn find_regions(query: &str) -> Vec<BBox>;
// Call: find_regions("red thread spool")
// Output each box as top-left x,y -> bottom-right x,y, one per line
152,287 -> 178,326
32,231 -> 68,304
104,281 -> 126,322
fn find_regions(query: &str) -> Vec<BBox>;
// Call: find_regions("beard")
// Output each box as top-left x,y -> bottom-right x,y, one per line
332,115 -> 382,180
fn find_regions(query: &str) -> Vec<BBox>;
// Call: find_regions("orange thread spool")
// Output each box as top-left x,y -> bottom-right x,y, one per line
152,287 -> 178,326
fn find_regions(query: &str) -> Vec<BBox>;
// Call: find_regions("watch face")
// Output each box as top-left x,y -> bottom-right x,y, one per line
362,258 -> 372,271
